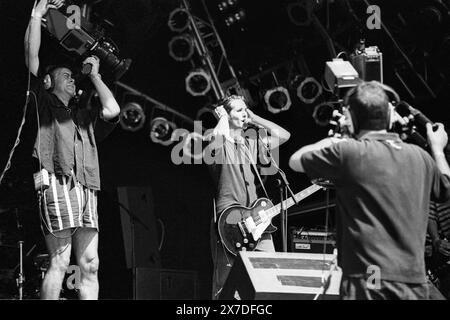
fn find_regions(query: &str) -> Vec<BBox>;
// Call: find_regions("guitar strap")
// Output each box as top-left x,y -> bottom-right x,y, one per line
244,137 -> 270,200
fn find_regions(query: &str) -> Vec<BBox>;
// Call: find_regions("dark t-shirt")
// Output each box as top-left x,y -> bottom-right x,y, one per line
207,129 -> 270,215
30,73 -> 116,190
301,132 -> 450,284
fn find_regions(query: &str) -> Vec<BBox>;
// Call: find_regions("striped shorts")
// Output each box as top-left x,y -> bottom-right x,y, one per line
38,172 -> 99,234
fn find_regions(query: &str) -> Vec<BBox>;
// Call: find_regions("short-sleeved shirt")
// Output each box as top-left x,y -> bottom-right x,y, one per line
30,73 -> 115,190
207,129 -> 270,215
301,132 -> 450,284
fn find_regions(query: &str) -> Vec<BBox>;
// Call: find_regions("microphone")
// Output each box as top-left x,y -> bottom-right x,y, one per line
244,120 -> 264,130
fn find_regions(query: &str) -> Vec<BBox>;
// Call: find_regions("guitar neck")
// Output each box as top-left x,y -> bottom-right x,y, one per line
267,184 -> 323,219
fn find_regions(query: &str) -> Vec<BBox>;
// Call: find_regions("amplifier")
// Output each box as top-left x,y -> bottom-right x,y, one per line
290,228 -> 336,254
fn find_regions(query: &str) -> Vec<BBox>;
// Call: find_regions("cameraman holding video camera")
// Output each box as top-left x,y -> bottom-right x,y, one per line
289,81 -> 450,299
24,0 -> 120,300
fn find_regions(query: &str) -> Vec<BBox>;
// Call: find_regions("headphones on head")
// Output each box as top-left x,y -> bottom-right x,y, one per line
42,64 -> 75,92
42,65 -> 59,91
342,81 -> 400,135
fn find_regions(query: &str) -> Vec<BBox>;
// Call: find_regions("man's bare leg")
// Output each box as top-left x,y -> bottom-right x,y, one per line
73,228 -> 99,300
41,229 -> 73,300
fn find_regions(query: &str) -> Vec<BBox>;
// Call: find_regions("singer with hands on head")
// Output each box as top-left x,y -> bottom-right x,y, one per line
24,0 -> 120,300
289,81 -> 450,299
206,95 -> 290,299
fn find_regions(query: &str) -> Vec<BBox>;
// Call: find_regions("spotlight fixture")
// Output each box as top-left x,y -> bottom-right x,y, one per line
218,0 -> 239,12
149,117 -> 177,146
312,101 -> 338,127
168,34 -> 194,62
224,9 -> 246,27
296,77 -> 322,104
286,0 -> 312,26
196,106 -> 217,129
264,86 -> 292,114
185,69 -> 212,96
168,8 -> 190,32
119,102 -> 146,132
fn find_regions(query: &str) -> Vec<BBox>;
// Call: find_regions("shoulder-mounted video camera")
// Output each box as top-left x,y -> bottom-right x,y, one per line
43,2 -> 131,81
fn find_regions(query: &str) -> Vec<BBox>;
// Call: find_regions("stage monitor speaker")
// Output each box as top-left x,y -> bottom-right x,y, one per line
135,268 -> 198,300
220,251 -> 342,300
117,186 -> 161,269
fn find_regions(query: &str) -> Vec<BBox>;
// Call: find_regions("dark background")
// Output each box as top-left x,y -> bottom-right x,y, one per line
0,0 -> 449,299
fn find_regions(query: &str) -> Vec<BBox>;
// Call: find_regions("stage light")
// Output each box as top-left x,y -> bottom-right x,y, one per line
218,0 -> 239,11
168,8 -> 190,32
286,0 -> 312,26
218,1 -> 228,12
264,86 -> 292,114
168,34 -> 194,62
185,69 -> 212,96
224,9 -> 246,27
296,77 -> 322,104
119,102 -> 146,132
196,106 -> 217,129
224,15 -> 235,27
312,102 -> 337,127
149,117 -> 177,146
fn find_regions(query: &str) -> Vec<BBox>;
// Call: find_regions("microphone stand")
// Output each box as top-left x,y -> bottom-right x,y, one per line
17,241 -> 24,300
257,133 -> 298,252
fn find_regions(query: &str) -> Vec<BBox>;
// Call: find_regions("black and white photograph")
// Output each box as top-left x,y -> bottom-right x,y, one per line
0,0 -> 449,306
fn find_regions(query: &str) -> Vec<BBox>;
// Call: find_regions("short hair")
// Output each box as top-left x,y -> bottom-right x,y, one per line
44,64 -> 73,80
220,95 -> 246,113
42,64 -> 74,91
347,81 -> 390,131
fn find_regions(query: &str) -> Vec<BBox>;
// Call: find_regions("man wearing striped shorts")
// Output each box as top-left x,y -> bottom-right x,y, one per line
40,170 -> 99,234
25,0 -> 120,299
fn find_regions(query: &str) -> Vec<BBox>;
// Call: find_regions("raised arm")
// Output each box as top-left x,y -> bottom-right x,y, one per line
246,108 -> 291,149
289,137 -> 343,172
83,56 -> 120,121
427,123 -> 450,177
24,0 -> 63,76
210,105 -> 232,141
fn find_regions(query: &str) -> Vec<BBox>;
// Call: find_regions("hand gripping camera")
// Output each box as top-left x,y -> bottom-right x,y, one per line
44,5 -> 131,80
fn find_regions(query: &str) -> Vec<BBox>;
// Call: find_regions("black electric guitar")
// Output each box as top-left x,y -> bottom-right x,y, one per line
217,184 -> 323,256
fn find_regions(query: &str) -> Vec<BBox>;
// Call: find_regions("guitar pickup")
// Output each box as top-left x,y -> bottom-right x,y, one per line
244,217 -> 257,233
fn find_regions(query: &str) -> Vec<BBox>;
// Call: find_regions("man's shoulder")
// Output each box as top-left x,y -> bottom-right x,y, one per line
401,141 -> 433,159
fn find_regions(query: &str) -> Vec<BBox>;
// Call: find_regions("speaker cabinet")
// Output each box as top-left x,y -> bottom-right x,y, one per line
117,186 -> 161,269
220,251 -> 342,300
135,268 -> 198,300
